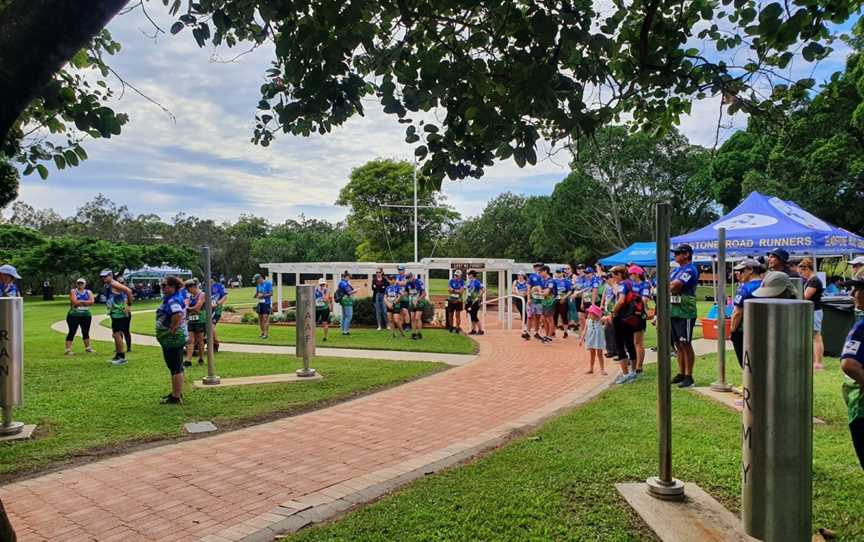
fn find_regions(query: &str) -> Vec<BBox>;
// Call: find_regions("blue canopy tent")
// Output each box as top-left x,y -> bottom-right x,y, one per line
599,242 -> 657,267
672,191 -> 864,257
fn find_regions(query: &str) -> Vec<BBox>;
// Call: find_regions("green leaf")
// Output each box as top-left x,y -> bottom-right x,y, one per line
170,22 -> 184,35
73,146 -> 88,161
414,145 -> 428,159
64,150 -> 79,167
53,155 -> 66,170
36,165 -> 48,180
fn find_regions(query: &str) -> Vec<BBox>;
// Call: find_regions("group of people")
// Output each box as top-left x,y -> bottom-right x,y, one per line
364,265 -> 439,339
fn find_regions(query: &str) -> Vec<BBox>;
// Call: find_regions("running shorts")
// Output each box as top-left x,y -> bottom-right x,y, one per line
671,317 -> 696,344
256,303 -> 272,315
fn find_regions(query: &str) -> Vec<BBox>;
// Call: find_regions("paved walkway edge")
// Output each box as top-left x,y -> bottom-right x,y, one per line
50,314 -> 477,366
214,372 -> 617,542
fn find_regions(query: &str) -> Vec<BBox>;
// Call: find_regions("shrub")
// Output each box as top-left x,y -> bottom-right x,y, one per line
346,297 -> 434,325
240,312 -> 258,324
223,305 -> 236,313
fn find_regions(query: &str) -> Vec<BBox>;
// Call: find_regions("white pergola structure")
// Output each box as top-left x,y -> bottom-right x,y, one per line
260,258 -> 561,329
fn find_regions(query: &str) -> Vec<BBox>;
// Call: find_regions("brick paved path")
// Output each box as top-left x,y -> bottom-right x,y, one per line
2,328 -> 614,541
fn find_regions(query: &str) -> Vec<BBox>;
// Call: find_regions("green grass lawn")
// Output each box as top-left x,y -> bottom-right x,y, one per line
284,355 -> 864,541
116,314 -> 477,355
2,299 -> 445,479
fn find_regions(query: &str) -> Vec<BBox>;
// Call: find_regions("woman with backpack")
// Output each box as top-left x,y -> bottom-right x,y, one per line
336,271 -> 357,335
610,265 -> 640,384
628,265 -> 651,377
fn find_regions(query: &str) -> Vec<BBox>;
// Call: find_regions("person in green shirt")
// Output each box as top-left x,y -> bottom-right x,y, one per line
101,269 -> 134,366
64,278 -> 95,355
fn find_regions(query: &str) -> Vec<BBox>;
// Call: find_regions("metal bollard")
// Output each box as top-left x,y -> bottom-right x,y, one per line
742,299 -> 812,542
295,285 -> 317,377
201,246 -> 221,385
0,297 -> 25,435
712,227 -> 732,392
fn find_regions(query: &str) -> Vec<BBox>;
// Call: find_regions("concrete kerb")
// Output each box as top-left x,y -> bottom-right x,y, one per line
50,312 -> 477,366
216,371 -> 619,542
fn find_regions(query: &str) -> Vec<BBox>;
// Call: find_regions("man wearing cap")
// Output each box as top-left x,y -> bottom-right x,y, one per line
767,248 -> 800,278
840,277 -> 864,468
730,258 -> 763,367
669,244 -> 700,388
0,264 -> 22,297
101,269 -> 134,366
752,271 -> 798,300
552,268 -> 572,338
253,273 -> 273,339
314,278 -> 332,341
446,270 -> 465,333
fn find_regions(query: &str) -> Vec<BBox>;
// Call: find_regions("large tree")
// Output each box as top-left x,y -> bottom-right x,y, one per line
0,0 -> 854,190
704,29 -> 864,232
337,159 -> 459,262
540,126 -> 716,258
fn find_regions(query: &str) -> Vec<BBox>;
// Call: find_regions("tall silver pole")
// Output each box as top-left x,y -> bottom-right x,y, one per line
742,299 -> 812,542
712,228 -> 731,392
647,203 -> 685,499
295,285 -> 317,377
413,162 -> 419,263
201,246 -> 220,385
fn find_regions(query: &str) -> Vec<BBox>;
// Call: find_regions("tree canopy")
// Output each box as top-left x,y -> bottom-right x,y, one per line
336,159 -> 459,261
0,0 -> 856,188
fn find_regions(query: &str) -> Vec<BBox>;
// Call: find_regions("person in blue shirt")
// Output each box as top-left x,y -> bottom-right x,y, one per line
65,278 -> 95,355
669,244 -> 700,388
512,273 -> 530,339
465,270 -> 486,335
539,266 -> 556,342
730,259 -> 763,368
527,263 -> 545,340
155,275 -> 187,404
405,272 -> 428,340
0,264 -> 21,297
253,273 -> 273,339
337,271 -> 357,335
841,278 -> 864,469
552,269 -> 572,338
564,265 -> 579,330
446,270 -> 466,333
611,266 -> 638,383
384,275 -> 406,338
628,265 -> 651,376
314,278 -> 332,342
210,276 -> 228,351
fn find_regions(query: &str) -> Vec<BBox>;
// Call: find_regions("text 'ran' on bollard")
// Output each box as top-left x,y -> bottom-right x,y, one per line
742,298 -> 812,542
0,297 -> 26,435
295,285 -> 317,377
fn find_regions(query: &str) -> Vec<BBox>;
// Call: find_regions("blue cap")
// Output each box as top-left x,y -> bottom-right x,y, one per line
0,264 -> 21,279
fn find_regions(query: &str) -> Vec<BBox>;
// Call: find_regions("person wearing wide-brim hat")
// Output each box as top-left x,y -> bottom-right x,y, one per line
729,258 -> 764,367
752,271 -> 798,299
0,264 -> 21,297
840,277 -> 864,469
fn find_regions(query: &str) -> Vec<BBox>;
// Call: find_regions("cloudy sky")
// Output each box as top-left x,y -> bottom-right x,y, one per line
12,7 -> 855,223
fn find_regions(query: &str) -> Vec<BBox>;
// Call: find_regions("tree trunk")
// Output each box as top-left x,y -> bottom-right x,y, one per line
0,0 -> 131,148
0,498 -> 15,541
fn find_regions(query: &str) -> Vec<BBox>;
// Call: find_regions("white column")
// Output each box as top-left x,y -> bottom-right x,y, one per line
482,270 -> 487,325
276,272 -> 283,315
332,270 -> 342,320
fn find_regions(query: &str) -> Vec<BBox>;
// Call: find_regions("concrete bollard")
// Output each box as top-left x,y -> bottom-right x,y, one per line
0,297 -> 25,435
742,298 -> 812,542
295,285 -> 317,377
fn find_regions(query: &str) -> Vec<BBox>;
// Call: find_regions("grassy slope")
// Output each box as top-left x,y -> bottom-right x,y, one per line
285,355 -> 864,541
2,299 -> 444,479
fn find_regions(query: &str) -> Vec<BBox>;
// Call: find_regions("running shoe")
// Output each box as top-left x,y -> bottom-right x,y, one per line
613,373 -> 630,384
160,394 -> 182,405
677,376 -> 695,389
110,358 -> 128,366
197,358 -> 204,366
183,360 -> 192,367
521,332 -> 530,340
534,333 -> 542,340
469,330 -> 477,335
623,372 -> 639,384
671,373 -> 685,384
64,349 -> 73,356
85,347 -> 95,353
418,332 -> 423,339
477,331 -> 484,336
604,353 -> 615,358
